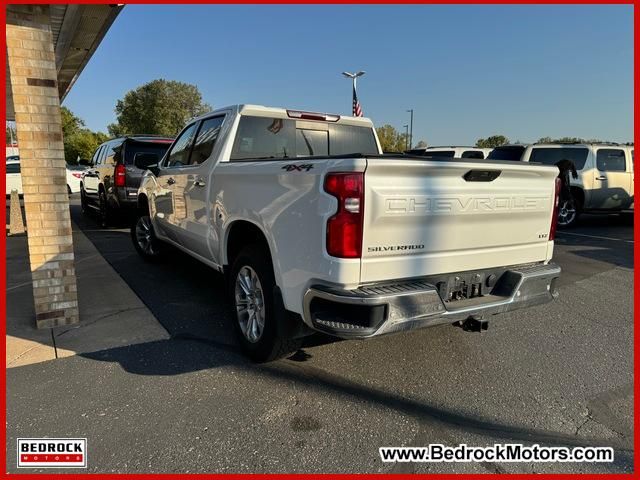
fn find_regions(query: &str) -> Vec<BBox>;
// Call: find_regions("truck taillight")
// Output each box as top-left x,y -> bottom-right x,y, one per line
549,177 -> 562,241
114,163 -> 126,188
324,172 -> 364,258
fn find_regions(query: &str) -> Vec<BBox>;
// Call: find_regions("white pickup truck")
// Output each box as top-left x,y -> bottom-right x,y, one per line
133,105 -> 561,361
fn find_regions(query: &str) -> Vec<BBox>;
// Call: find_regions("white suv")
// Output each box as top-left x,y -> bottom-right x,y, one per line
407,146 -> 493,159
521,143 -> 634,226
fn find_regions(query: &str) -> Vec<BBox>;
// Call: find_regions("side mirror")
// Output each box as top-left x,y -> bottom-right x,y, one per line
134,152 -> 160,170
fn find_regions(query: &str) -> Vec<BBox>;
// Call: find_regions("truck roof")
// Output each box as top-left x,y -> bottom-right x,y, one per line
192,104 -> 375,128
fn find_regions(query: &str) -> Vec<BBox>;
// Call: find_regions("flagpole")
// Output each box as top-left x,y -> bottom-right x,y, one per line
342,71 -> 366,117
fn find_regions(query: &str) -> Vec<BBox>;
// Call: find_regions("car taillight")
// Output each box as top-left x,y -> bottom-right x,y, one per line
324,172 -> 364,258
114,163 -> 126,188
549,177 -> 561,241
71,173 -> 82,178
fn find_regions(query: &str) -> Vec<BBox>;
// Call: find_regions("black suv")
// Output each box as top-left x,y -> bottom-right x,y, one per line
81,136 -> 173,226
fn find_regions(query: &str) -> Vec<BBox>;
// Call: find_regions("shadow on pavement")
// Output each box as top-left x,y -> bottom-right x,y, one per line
80,337 -> 633,458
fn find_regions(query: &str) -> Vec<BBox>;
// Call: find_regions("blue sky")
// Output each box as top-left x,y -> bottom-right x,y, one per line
63,4 -> 633,145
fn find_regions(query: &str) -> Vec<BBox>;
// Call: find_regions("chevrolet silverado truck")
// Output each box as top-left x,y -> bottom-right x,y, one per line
133,105 -> 562,361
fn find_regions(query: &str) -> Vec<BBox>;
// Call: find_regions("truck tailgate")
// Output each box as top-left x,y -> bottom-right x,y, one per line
361,158 -> 558,283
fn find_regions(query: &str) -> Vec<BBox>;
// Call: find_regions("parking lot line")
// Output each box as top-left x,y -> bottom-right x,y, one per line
557,231 -> 634,243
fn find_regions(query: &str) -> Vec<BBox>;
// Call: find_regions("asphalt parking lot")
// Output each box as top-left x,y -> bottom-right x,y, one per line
7,197 -> 634,473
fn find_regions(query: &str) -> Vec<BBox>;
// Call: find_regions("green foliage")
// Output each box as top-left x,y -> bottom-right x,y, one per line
537,136 -> 603,144
6,124 -> 17,145
61,106 -> 108,164
414,140 -> 428,149
475,135 -> 509,148
108,79 -> 211,137
376,124 -> 409,153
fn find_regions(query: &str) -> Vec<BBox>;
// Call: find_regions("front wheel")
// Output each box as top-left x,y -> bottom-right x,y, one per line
229,245 -> 302,362
131,214 -> 165,261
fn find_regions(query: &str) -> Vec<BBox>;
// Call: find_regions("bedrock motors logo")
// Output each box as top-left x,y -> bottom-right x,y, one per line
17,438 -> 87,468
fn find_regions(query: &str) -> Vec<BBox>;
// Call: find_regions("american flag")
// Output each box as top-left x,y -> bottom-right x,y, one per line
352,84 -> 363,117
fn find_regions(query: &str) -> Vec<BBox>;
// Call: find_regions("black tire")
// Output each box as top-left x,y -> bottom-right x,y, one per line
130,213 -> 165,261
80,187 -> 88,214
229,245 -> 302,362
98,189 -> 111,228
67,184 -> 72,195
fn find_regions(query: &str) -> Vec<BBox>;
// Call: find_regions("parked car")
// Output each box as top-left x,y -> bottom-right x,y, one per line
81,135 -> 174,226
6,159 -> 22,195
133,104 -> 561,361
486,144 -> 528,161
407,146 -> 493,159
521,143 -> 634,227
6,155 -> 19,162
6,160 -> 88,196
66,164 -> 86,194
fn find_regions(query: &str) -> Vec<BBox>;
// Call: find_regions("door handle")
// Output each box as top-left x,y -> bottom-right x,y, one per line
595,176 -> 607,181
194,177 -> 206,187
166,177 -> 176,185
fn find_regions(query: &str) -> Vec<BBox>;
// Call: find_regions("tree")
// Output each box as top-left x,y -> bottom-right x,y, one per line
60,107 -> 109,164
475,135 -> 509,148
414,140 -> 428,149
376,124 -> 409,153
537,136 -> 602,144
6,123 -> 17,145
108,79 -> 211,136
61,106 -> 84,139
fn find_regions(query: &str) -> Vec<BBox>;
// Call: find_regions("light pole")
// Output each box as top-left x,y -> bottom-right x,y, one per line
406,109 -> 414,149
403,124 -> 409,151
342,71 -> 365,116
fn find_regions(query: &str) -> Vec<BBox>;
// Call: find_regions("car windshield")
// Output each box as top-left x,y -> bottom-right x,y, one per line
425,150 -> 455,158
66,164 -> 86,171
230,116 -> 378,160
529,147 -> 589,170
124,140 -> 172,165
487,146 -> 525,161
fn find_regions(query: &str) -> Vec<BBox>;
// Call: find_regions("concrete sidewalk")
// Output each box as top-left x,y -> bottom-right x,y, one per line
6,221 -> 169,367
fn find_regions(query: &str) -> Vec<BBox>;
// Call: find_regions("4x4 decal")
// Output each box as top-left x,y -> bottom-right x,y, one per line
282,164 -> 314,172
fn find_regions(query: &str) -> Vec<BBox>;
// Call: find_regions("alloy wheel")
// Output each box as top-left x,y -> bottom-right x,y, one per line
234,266 -> 266,343
557,199 -> 577,226
135,216 -> 158,256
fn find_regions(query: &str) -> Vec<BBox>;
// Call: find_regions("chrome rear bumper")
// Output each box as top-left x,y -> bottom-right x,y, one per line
302,263 -> 561,338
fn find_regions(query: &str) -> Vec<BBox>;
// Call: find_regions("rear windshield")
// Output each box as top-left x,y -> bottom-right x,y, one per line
461,150 -> 485,159
425,150 -> 455,158
406,149 -> 428,155
230,116 -> 378,161
529,147 -> 589,170
66,164 -> 86,171
123,140 -> 172,166
487,146 -> 525,161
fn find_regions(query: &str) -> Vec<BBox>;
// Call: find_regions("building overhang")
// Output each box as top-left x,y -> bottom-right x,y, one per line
6,4 -> 123,121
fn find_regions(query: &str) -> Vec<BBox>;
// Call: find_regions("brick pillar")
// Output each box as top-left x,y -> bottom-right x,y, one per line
6,5 -> 79,328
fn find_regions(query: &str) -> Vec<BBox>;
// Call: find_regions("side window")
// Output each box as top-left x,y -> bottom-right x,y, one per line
165,123 -> 199,167
190,116 -> 225,165
6,163 -> 20,174
461,150 -> 484,159
596,149 -> 626,172
104,140 -> 123,165
91,145 -> 104,165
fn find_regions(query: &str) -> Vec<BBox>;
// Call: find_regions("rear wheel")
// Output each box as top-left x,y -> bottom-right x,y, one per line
80,187 -> 88,214
131,214 -> 165,261
229,245 -> 302,362
98,189 -> 111,228
557,197 -> 581,228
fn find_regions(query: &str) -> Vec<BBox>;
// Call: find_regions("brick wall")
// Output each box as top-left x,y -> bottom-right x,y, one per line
7,5 -> 79,328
